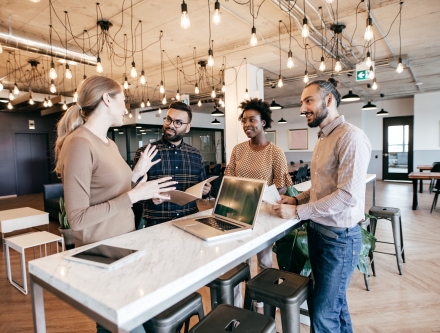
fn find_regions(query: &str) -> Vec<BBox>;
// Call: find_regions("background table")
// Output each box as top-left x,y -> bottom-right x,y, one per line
0,207 -> 49,275
29,204 -> 303,333
417,165 -> 434,193
287,162 -> 311,174
408,172 -> 440,209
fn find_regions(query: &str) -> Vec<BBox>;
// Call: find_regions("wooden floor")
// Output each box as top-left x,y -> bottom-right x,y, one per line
0,181 -> 439,332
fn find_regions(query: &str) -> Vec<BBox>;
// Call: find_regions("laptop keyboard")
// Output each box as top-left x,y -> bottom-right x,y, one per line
196,217 -> 241,231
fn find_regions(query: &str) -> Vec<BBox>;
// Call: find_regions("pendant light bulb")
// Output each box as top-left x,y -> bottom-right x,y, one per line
198,100 -> 202,107
130,61 -> 137,78
211,87 -> 216,98
29,96 -> 35,105
129,112 -> 133,118
180,1 -> 190,29
287,51 -> 294,69
369,66 -> 375,79
123,77 -> 129,90
304,71 -> 309,83
50,80 -> 57,93
138,113 -> 141,119
0,82 -> 3,91
244,88 -> 249,100
43,98 -> 48,108
147,99 -> 151,107
213,1 -> 221,25
334,59 -> 342,73
9,90 -> 14,100
96,57 -> 103,73
7,101 -> 13,110
250,27 -> 258,47
277,75 -> 283,88
364,18 -> 374,41
162,95 -> 167,105
221,82 -> 226,93
141,100 -> 145,108
208,49 -> 214,67
73,89 -> 78,102
396,58 -> 404,73
176,90 -> 181,101
365,51 -> 372,67
62,101 -> 67,110
65,64 -> 72,79
139,70 -> 146,85
47,98 -> 53,107
13,83 -> 19,95
372,79 -> 378,90
195,83 -> 199,94
50,62 -> 57,79
319,56 -> 326,71
302,18 -> 310,38
158,107 -> 162,114
159,81 -> 165,94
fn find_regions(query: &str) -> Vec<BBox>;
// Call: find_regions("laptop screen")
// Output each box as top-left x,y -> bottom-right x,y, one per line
213,177 -> 265,225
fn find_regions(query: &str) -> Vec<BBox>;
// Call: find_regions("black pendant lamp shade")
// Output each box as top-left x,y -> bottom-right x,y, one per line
376,108 -> 389,116
278,117 -> 287,124
211,118 -> 221,124
362,100 -> 377,110
341,88 -> 360,102
269,99 -> 283,110
211,107 -> 224,116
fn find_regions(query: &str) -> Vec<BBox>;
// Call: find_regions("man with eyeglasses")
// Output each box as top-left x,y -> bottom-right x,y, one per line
133,101 -> 211,227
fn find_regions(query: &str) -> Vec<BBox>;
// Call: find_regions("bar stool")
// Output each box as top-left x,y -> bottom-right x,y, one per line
143,292 -> 204,333
369,206 -> 405,275
206,262 -> 250,310
243,268 -> 309,333
358,219 -> 376,291
189,304 -> 276,333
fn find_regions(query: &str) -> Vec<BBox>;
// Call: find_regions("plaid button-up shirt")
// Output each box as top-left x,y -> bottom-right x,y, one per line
296,116 -> 372,228
133,136 -> 207,223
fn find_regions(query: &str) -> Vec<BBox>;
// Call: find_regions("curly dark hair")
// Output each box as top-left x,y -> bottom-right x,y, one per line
238,98 -> 273,130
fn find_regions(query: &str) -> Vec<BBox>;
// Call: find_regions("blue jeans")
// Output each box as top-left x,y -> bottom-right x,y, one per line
307,222 -> 362,333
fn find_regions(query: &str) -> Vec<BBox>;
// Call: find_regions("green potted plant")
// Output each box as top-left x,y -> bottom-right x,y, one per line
59,197 -> 74,249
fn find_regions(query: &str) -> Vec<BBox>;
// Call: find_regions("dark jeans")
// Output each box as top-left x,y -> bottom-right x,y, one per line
307,222 -> 362,333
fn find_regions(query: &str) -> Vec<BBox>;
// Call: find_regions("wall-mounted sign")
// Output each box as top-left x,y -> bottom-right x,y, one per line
181,94 -> 190,105
29,120 -> 35,129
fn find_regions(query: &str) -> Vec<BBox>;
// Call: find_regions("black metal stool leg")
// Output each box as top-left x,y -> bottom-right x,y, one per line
363,273 -> 370,291
209,286 -> 218,310
392,216 -> 403,275
400,216 -> 406,263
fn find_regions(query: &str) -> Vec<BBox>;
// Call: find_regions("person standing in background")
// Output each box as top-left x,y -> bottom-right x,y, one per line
55,75 -> 177,333
224,98 -> 293,306
273,78 -> 372,333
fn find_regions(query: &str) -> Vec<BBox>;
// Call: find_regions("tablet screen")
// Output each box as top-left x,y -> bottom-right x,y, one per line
71,244 -> 138,265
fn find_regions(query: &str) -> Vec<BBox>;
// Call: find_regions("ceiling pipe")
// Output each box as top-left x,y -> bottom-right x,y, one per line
270,0 -> 352,68
0,25 -> 96,66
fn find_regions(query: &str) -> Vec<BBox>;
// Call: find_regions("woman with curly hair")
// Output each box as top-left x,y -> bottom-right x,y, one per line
225,98 -> 292,306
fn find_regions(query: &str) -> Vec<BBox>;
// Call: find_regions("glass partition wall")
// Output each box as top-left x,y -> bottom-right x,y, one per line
108,125 -> 224,168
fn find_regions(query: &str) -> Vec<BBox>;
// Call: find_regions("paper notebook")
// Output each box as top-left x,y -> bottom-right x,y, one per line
167,176 -> 218,206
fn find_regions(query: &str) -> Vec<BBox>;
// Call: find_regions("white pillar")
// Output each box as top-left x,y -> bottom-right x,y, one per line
224,63 -> 264,163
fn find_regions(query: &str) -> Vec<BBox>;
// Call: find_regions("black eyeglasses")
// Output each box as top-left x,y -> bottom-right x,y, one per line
163,116 -> 189,128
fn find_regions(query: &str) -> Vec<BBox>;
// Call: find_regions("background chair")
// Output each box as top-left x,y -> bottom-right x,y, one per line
430,162 -> 440,193
431,180 -> 440,213
211,164 -> 221,175
204,165 -> 210,177
43,183 -> 64,220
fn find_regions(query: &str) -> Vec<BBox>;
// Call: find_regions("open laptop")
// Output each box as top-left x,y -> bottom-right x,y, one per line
172,176 -> 266,241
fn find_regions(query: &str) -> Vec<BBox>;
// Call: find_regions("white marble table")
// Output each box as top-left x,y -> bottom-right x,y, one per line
294,174 -> 377,206
29,203 -> 304,333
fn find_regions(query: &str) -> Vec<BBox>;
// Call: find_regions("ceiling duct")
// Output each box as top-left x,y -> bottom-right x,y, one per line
0,25 -> 96,66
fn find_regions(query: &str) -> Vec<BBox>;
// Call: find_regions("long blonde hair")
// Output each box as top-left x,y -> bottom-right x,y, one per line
54,75 -> 122,177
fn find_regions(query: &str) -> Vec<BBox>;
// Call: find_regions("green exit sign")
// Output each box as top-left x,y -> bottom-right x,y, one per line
356,69 -> 371,82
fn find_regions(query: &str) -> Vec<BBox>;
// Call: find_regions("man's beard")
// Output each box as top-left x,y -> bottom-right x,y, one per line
163,126 -> 185,142
307,100 -> 329,128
